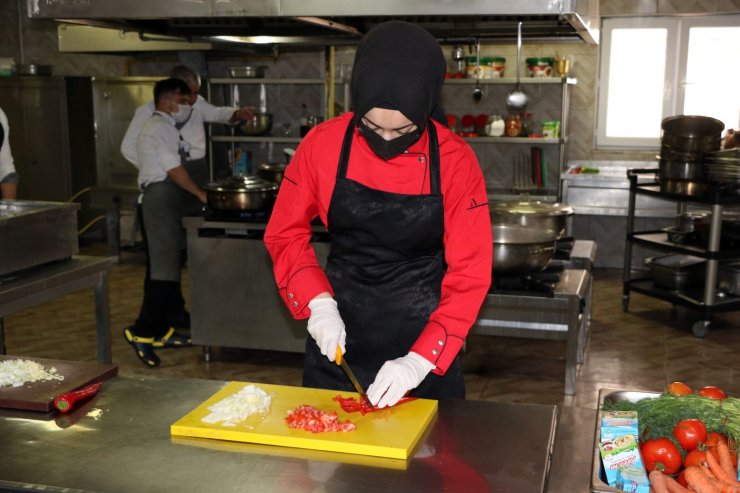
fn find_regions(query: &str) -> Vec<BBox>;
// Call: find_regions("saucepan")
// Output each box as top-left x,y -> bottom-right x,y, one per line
493,224 -> 557,275
204,176 -> 278,211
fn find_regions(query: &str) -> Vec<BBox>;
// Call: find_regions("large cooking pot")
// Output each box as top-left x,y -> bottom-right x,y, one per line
493,224 -> 557,275
204,175 -> 278,211
240,113 -> 273,136
661,115 -> 724,154
256,162 -> 288,185
491,199 -> 574,239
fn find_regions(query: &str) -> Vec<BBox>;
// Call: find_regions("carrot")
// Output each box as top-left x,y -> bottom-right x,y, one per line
717,483 -> 740,493
707,451 -> 740,486
664,474 -> 694,493
651,469 -> 670,493
685,465 -> 722,493
716,440 -> 738,481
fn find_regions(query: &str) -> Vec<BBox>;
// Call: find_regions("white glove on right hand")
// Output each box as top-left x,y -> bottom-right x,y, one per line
307,297 -> 346,362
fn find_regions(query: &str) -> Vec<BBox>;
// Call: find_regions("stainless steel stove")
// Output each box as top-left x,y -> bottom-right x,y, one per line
473,240 -> 597,396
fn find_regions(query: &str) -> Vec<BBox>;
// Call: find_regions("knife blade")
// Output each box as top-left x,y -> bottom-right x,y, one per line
335,347 -> 372,408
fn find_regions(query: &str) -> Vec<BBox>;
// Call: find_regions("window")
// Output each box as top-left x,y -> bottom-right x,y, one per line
596,15 -> 740,148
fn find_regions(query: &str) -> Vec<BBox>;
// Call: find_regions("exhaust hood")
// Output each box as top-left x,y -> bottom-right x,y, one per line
29,0 -> 599,46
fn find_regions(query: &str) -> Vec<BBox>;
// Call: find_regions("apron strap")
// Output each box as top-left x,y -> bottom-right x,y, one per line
336,119 -> 356,180
426,122 -> 441,195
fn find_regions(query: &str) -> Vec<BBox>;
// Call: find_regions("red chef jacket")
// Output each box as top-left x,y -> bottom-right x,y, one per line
264,112 -> 492,375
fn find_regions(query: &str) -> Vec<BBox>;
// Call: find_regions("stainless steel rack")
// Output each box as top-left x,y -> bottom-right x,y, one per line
621,169 -> 740,337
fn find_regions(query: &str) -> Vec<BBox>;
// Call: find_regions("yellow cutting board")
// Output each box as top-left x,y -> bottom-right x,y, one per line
170,381 -> 437,460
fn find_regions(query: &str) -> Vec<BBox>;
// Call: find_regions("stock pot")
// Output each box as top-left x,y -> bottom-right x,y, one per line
491,199 -> 574,239
204,176 -> 278,211
493,225 -> 557,275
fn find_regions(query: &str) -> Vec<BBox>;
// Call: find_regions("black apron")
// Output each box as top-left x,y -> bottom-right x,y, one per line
303,121 -> 464,400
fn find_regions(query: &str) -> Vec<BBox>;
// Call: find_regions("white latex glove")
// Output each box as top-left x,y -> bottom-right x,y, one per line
307,297 -> 346,362
367,352 -> 435,408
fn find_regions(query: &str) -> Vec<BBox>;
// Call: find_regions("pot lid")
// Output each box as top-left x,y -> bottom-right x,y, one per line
205,175 -> 278,192
492,199 -> 574,216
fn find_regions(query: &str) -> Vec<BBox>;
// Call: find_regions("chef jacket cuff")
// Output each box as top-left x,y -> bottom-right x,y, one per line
410,321 -> 463,375
279,265 -> 333,319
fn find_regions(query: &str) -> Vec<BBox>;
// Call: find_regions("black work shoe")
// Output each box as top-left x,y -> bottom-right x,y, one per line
123,326 -> 160,367
152,327 -> 192,348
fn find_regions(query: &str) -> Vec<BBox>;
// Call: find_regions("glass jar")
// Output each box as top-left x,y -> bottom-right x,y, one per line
504,115 -> 522,137
520,112 -> 533,137
485,115 -> 505,137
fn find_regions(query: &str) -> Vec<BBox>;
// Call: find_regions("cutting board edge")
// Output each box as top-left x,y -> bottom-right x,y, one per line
170,422 -> 409,460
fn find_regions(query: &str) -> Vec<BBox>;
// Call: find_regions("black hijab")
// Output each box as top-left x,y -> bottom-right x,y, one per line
351,21 -> 447,132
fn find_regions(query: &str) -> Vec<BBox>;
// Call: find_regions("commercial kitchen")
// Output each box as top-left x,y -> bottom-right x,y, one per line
0,1 -> 739,492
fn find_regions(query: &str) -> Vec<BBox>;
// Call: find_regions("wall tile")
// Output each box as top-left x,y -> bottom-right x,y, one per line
600,0 -> 659,16
658,0 -> 719,14
718,0 -> 740,11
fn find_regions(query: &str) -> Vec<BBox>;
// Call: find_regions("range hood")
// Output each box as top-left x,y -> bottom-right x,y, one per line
29,0 -> 599,46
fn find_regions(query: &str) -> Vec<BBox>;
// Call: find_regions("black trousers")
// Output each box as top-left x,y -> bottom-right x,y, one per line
133,204 -> 190,338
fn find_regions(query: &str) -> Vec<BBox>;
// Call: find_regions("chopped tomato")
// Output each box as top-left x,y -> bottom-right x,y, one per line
284,404 -> 356,433
333,394 -> 418,414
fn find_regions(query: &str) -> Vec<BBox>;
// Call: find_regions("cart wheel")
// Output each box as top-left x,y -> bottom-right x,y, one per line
692,320 -> 710,338
622,296 -> 629,312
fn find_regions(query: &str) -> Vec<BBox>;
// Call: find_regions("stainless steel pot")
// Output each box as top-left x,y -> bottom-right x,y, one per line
493,224 -> 557,275
658,177 -> 712,196
204,176 -> 278,211
491,199 -> 574,239
661,115 -> 724,154
228,65 -> 267,78
658,158 -> 705,181
256,162 -> 288,185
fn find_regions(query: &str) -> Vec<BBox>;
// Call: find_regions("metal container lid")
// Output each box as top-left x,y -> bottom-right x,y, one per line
205,176 -> 278,192
258,162 -> 288,172
492,199 -> 574,217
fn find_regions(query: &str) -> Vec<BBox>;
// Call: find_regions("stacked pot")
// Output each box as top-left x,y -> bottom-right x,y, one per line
658,115 -> 725,196
490,199 -> 574,275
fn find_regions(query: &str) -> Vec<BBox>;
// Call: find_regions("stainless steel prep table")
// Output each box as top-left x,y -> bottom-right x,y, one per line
0,376 -> 595,493
0,256 -> 114,363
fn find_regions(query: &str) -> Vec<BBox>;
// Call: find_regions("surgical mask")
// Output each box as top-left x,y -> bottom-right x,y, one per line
358,121 -> 421,160
172,104 -> 192,124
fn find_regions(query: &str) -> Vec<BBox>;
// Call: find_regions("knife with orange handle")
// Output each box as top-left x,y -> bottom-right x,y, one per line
335,347 -> 373,409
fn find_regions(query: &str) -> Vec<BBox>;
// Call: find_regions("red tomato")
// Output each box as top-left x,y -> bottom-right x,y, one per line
683,449 -> 707,468
673,419 -> 708,451
640,438 -> 682,474
696,386 -> 727,400
666,381 -> 693,397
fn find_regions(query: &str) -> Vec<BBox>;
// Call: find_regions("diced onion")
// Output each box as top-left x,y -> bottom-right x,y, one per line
0,359 -> 65,388
201,384 -> 272,427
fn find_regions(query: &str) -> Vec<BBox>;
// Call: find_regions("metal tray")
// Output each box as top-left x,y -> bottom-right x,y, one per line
591,388 -> 660,493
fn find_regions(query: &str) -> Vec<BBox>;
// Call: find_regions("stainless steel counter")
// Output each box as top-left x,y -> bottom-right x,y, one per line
0,376 -> 597,493
0,256 -> 114,363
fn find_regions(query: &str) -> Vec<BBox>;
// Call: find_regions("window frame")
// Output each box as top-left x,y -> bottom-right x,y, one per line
596,14 -> 740,150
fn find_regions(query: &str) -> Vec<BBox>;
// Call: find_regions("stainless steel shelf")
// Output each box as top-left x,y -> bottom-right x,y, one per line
444,77 -> 577,85
210,135 -> 303,144
465,136 -> 562,145
208,78 -> 325,85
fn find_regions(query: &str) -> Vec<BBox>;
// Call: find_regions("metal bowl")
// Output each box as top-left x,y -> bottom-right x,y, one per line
492,224 -> 557,275
227,66 -> 267,78
240,113 -> 273,136
256,162 -> 288,185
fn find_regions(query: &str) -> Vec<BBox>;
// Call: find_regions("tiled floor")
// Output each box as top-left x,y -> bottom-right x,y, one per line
3,242 -> 739,410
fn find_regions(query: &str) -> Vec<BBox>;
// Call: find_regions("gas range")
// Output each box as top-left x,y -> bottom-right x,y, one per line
475,240 -> 597,396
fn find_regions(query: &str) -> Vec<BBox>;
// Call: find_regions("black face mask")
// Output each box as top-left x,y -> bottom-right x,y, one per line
358,121 -> 421,160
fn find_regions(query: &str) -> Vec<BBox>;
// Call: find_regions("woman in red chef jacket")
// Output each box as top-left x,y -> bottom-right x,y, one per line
264,21 -> 492,408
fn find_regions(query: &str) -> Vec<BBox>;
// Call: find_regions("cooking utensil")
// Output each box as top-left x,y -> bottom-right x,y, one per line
491,199 -> 574,238
256,162 -> 288,185
658,177 -> 712,196
240,113 -> 273,136
661,115 -> 724,154
335,347 -> 372,408
718,262 -> 740,296
472,41 -> 483,102
506,22 -> 528,112
204,176 -> 278,211
645,254 -> 706,290
492,224 -> 557,274
227,65 -> 267,78
171,381 -> 437,459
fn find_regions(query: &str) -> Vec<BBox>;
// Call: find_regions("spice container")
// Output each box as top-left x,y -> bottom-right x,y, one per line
542,120 -> 560,139
504,115 -> 522,137
464,57 -> 480,79
520,112 -> 533,137
526,57 -> 555,78
489,57 -> 506,78
485,115 -> 505,137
